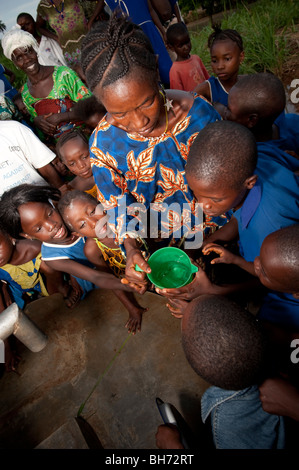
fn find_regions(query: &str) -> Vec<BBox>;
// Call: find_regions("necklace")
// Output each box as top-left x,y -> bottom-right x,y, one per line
50,0 -> 65,19
159,90 -> 172,134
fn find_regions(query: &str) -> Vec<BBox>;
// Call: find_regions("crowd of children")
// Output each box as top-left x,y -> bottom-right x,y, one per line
0,2 -> 298,450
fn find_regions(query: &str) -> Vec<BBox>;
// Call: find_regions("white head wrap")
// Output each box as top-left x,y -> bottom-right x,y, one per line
1,24 -> 39,61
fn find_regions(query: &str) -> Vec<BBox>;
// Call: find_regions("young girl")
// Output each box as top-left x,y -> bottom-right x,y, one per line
0,225 -> 80,309
58,190 -> 148,334
56,130 -> 97,199
193,26 -> 245,107
0,184 -> 140,331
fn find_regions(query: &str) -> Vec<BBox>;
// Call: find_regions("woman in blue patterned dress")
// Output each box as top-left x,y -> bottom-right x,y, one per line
81,13 -> 222,291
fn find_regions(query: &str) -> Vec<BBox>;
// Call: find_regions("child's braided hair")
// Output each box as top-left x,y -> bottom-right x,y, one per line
208,24 -> 243,52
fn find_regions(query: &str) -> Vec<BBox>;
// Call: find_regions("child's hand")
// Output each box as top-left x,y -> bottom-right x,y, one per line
202,243 -> 237,265
155,264 -> 215,300
155,424 -> 184,449
259,377 -> 299,420
166,298 -> 189,319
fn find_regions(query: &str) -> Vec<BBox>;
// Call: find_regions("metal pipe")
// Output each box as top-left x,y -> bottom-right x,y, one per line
0,303 -> 48,352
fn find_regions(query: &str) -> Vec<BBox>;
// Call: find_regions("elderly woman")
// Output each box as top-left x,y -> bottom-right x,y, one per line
1,26 -> 92,144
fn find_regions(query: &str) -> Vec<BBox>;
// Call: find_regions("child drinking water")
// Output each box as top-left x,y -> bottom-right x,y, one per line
193,26 -> 244,107
0,184 -> 142,333
58,190 -> 148,334
56,129 -> 97,199
166,22 -> 209,91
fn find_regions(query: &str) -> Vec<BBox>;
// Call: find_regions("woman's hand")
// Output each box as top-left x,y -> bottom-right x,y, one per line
121,249 -> 150,295
202,243 -> 237,265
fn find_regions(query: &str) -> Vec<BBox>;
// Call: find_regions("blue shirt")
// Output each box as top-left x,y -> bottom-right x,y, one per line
0,64 -> 18,100
206,76 -> 228,105
233,148 -> 299,328
274,112 -> 299,154
41,237 -> 96,297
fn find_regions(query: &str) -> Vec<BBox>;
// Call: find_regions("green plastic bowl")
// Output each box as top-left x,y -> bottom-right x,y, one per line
136,247 -> 198,289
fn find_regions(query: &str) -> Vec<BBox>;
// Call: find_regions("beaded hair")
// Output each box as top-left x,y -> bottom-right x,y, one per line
80,12 -> 158,91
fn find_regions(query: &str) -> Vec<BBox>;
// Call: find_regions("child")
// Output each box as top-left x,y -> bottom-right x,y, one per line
156,294 -> 286,449
193,26 -> 244,106
0,226 -> 62,309
166,22 -> 210,91
155,121 -> 299,329
225,72 -> 299,157
58,190 -> 148,334
56,129 -> 97,199
0,184 -> 140,329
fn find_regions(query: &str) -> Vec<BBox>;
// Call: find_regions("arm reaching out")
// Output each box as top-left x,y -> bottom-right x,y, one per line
202,243 -> 256,276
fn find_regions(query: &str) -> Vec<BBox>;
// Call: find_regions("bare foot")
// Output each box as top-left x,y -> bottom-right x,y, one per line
125,306 -> 148,335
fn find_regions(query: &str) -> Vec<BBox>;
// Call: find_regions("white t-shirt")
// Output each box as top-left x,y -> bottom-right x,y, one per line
0,121 -> 55,195
38,36 -> 67,67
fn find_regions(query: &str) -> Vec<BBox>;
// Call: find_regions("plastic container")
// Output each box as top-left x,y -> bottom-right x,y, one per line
135,247 -> 198,289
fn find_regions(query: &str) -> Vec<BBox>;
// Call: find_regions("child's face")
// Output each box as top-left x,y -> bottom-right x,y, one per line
51,156 -> 70,177
94,72 -> 161,138
170,31 -> 191,60
210,39 -> 244,82
17,16 -> 35,36
254,239 -> 293,294
18,202 -> 68,243
59,137 -> 92,178
0,232 -> 14,266
186,175 -> 248,217
14,97 -> 29,116
63,198 -> 112,239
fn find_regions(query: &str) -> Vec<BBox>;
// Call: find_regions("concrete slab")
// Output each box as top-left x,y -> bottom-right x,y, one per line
0,288 -> 209,449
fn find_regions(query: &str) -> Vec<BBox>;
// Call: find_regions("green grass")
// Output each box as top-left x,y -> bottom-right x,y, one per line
189,0 -> 299,78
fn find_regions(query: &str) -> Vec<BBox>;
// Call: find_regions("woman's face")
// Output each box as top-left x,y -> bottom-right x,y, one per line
12,46 -> 39,75
94,71 -> 162,137
59,137 -> 92,178
18,202 -> 69,243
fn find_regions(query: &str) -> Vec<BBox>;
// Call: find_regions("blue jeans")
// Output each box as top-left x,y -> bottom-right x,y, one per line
201,385 -> 286,449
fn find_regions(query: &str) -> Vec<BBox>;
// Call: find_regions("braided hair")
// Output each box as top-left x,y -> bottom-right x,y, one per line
81,12 -> 158,92
208,25 -> 243,52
